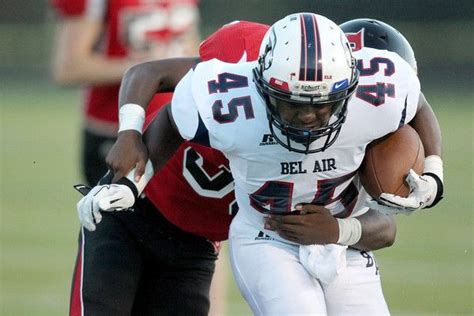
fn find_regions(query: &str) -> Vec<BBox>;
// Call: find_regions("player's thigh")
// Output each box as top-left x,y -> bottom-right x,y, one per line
228,217 -> 326,316
82,129 -> 115,185
132,234 -> 217,316
128,201 -> 218,316
322,249 -> 389,315
70,213 -> 142,316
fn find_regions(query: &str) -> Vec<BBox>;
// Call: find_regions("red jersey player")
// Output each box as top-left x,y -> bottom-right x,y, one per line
50,0 -> 200,185
71,21 -> 270,316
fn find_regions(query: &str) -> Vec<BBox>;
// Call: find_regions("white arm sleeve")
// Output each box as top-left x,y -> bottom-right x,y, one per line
171,69 -> 200,140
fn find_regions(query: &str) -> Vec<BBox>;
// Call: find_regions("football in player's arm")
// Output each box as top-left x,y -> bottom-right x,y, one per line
80,15 -> 443,315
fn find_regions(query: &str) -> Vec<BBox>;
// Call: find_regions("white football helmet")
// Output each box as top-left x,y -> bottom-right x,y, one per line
253,13 -> 358,153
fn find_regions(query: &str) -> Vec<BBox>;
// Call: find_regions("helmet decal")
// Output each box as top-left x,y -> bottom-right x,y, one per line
331,79 -> 349,92
261,27 -> 277,72
299,13 -> 322,81
340,19 -> 417,72
345,29 -> 364,52
269,77 -> 290,92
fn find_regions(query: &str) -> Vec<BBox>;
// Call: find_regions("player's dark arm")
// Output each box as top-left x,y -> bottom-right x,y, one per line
409,92 -> 442,157
396,91 -> 444,209
265,205 -> 396,251
352,209 -> 396,251
142,103 -> 184,173
118,57 -> 200,106
107,57 -> 199,181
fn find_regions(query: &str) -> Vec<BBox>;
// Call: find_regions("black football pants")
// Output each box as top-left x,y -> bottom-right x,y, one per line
82,130 -> 115,186
69,197 -> 218,316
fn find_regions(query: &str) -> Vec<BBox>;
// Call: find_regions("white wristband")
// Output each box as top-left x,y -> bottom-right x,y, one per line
125,159 -> 154,195
118,103 -> 145,133
336,217 -> 362,246
423,155 -> 443,183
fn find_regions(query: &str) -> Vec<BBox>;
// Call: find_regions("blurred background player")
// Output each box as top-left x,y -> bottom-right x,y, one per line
47,1 -> 224,315
50,0 -> 200,186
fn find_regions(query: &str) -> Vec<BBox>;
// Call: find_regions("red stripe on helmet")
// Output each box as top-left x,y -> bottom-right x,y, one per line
312,14 -> 323,81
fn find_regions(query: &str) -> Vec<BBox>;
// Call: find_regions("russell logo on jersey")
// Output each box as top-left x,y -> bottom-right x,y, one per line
259,134 -> 278,146
255,231 -> 274,241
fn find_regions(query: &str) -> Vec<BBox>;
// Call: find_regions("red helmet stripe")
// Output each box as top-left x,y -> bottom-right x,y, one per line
312,14 -> 323,81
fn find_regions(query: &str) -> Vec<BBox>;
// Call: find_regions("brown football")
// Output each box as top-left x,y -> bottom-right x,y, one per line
359,124 -> 425,199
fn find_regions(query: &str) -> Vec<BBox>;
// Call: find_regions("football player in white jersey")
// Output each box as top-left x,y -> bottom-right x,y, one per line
177,14 -> 388,314
80,14 -> 443,315
170,13 -> 444,314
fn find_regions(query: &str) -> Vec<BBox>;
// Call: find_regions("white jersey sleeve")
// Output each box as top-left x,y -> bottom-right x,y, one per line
387,49 -> 420,125
341,47 -> 421,145
171,69 -> 201,141
171,59 -> 261,153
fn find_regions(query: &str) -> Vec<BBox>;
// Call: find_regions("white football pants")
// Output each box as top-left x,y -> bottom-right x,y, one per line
228,213 -> 390,315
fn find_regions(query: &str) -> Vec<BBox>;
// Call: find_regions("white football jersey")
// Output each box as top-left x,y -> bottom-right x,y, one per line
171,48 -> 420,232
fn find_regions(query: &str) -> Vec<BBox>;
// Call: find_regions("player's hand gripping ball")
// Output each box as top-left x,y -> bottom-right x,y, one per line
359,124 -> 426,214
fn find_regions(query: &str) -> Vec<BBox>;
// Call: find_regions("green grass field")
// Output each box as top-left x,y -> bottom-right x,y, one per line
1,81 -> 472,315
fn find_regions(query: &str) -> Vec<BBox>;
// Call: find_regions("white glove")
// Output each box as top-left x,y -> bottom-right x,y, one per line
76,184 -> 135,231
368,169 -> 441,215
